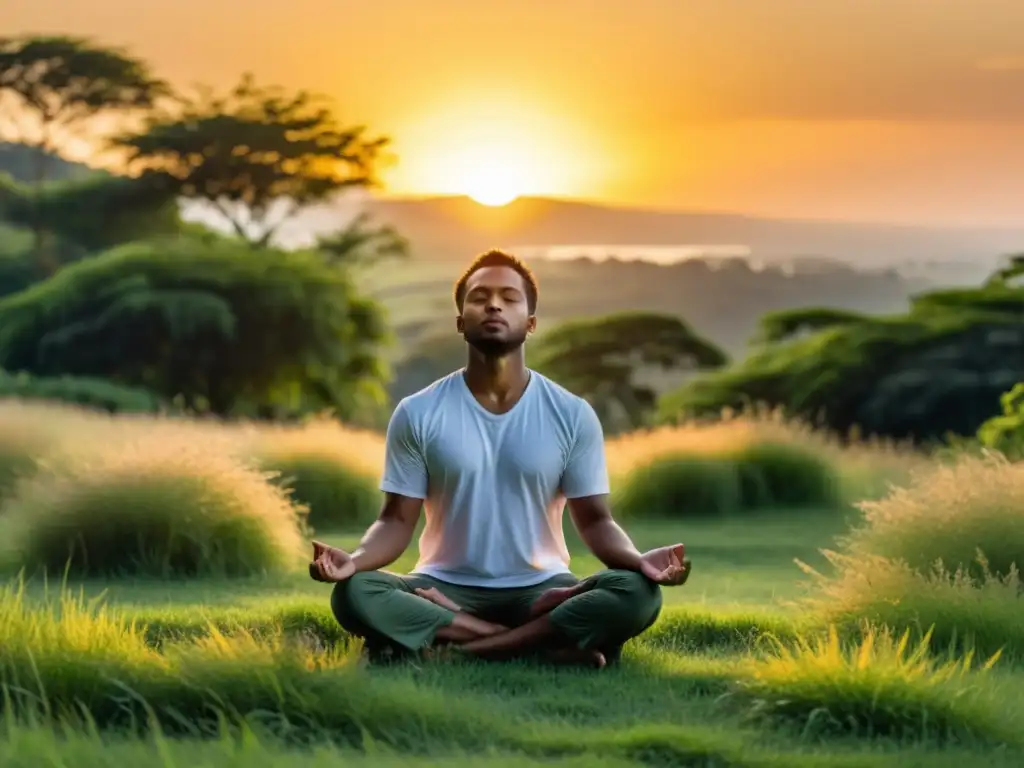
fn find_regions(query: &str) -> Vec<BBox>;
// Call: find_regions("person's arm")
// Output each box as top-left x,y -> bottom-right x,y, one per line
561,400 -> 643,571
349,492 -> 422,572
352,399 -> 428,571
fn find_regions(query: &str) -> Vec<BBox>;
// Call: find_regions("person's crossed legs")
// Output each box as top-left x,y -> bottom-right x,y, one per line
330,568 -> 664,667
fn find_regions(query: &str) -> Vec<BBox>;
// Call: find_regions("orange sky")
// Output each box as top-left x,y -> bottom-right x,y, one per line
4,0 -> 1024,226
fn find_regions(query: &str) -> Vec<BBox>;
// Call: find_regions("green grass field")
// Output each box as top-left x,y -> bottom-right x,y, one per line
0,402 -> 1021,766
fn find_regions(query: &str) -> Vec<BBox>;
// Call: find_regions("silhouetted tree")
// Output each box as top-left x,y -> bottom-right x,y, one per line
112,74 -> 389,248
533,311 -> 728,432
0,35 -> 166,182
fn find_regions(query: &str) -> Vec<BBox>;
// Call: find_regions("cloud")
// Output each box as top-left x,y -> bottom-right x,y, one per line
976,55 -> 1024,72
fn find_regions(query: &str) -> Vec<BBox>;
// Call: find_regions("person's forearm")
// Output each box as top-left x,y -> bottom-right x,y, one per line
349,518 -> 415,572
578,518 -> 643,571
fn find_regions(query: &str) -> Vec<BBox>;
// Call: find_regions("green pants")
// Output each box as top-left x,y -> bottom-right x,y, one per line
331,569 -> 662,661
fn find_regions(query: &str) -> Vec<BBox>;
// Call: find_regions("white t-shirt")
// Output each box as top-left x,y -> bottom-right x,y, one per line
379,369 -> 609,587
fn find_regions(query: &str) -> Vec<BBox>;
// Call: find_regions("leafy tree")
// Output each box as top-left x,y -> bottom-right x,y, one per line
533,311 -> 728,432
0,237 -> 390,420
112,74 -> 389,248
753,307 -> 869,345
659,282 -> 1024,443
0,35 -> 166,182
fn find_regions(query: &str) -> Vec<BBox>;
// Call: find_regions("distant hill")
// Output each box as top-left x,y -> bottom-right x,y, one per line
0,142 -> 96,184
254,194 -> 1024,283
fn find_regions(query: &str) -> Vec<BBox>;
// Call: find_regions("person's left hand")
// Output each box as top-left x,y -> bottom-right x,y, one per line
639,544 -> 691,585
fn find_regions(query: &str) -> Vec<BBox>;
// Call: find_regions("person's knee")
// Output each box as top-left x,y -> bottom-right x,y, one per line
591,569 -> 663,627
330,571 -> 389,629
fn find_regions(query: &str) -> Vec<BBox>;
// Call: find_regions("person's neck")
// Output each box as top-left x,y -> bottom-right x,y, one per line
463,348 -> 531,408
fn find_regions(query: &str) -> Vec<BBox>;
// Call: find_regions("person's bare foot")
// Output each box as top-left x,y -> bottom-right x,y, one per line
415,587 -> 463,613
544,647 -> 607,669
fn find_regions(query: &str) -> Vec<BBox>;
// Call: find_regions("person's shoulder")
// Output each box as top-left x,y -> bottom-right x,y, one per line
530,371 -> 593,416
393,369 -> 465,422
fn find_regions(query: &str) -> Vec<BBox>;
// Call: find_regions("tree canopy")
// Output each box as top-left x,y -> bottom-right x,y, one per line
0,237 -> 391,420
0,35 -> 166,182
533,311 -> 727,432
752,307 -> 870,345
111,74 -> 389,248
659,282 -> 1024,443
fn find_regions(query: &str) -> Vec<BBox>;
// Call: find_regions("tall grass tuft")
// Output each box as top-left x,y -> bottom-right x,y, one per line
605,412 -> 924,520
842,453 -> 1024,580
252,419 -> 383,530
730,624 -> 1012,743
0,432 -> 306,578
800,552 -> 1024,662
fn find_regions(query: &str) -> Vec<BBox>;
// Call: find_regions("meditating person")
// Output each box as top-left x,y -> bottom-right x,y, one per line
310,249 -> 691,667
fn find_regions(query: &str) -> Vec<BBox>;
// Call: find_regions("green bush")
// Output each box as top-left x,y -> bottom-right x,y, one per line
0,434 -> 306,578
612,441 -> 840,519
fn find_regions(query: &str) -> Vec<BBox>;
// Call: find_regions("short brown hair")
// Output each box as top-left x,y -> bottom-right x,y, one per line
453,249 -> 539,314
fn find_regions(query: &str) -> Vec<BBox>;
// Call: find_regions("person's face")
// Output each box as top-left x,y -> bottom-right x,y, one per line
457,266 -> 536,357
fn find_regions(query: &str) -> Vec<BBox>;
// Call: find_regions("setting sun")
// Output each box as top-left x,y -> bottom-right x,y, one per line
383,95 -> 611,204
451,145 -> 531,206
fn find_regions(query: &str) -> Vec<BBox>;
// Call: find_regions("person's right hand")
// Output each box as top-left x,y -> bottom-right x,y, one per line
309,540 -> 356,583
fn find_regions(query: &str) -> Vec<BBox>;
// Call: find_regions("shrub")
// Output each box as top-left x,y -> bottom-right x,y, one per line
254,421 -> 383,530
610,429 -> 840,519
0,432 -> 306,578
841,454 -> 1024,580
729,624 -> 1011,743
802,553 -> 1024,662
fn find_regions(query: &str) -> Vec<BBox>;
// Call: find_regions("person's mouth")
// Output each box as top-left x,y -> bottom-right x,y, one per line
482,319 -> 507,329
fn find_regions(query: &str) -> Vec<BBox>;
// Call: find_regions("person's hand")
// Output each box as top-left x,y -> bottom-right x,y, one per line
309,540 -> 356,583
415,587 -> 463,612
529,585 -> 584,617
639,544 -> 691,586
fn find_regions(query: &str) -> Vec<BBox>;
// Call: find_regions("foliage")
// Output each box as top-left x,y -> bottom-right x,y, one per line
731,624 -> 1007,742
0,237 -> 391,419
611,440 -> 839,520
112,73 -> 388,247
0,35 -> 166,182
533,311 -> 727,432
753,307 -> 869,344
0,170 -> 179,254
0,434 -> 305,578
659,283 -> 1024,442
977,382 -> 1024,458
253,421 -> 383,530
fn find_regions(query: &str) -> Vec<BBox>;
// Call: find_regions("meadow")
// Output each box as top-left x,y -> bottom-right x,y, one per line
0,399 -> 1022,767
